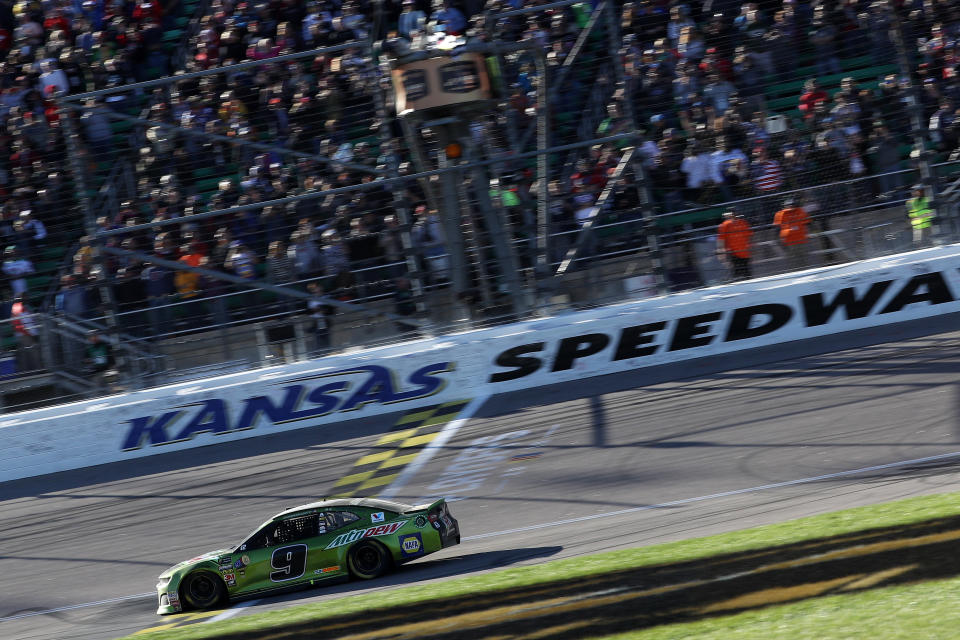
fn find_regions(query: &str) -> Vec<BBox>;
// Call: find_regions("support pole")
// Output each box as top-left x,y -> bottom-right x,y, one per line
371,58 -> 431,333
467,143 -> 527,315
889,2 -> 942,241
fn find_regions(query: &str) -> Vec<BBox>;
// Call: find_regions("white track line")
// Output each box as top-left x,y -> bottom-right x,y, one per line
463,449 -> 960,541
0,592 -> 155,623
5,447 -> 959,625
204,599 -> 261,623
379,393 -> 491,500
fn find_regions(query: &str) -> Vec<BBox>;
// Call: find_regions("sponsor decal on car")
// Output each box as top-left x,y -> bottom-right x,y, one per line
223,572 -> 235,581
167,592 -> 180,606
325,521 -> 408,549
241,555 -> 250,566
233,559 -> 244,569
399,533 -> 424,558
415,515 -> 427,528
371,512 -> 385,523
314,565 -> 341,574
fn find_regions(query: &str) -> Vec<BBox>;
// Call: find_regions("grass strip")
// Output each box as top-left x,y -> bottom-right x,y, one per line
604,575 -> 960,640
124,490 -> 960,639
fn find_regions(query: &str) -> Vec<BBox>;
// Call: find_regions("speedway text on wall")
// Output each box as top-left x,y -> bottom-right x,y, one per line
1,246 -> 958,482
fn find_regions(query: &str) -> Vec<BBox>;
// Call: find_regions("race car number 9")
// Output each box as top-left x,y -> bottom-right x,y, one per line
270,544 -> 307,582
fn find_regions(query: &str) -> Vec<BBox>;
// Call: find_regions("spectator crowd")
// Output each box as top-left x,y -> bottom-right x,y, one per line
0,0 -> 954,366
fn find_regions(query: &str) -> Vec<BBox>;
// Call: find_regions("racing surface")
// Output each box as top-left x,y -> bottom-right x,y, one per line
3,324 -> 960,639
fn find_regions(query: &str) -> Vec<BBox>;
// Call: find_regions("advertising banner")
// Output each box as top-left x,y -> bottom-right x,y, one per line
2,247 -> 959,481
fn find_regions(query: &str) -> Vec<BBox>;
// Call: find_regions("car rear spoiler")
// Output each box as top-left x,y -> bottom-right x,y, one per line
403,498 -> 445,514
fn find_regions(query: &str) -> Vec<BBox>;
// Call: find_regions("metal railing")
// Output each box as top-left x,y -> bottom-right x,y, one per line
13,6 -> 959,411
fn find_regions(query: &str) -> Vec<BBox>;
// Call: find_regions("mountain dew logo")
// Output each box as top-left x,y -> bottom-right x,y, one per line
325,520 -> 407,549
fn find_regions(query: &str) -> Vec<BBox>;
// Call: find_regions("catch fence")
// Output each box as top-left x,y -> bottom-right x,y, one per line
1,0 -> 958,408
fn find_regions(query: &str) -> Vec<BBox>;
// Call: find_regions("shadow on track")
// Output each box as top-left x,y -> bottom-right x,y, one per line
250,545 -> 564,608
214,515 -> 960,640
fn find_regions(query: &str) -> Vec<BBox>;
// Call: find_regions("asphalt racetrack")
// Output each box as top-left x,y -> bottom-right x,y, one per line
3,321 -> 960,640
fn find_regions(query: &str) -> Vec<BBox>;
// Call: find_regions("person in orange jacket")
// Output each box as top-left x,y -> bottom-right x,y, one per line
716,209 -> 753,280
773,197 -> 811,270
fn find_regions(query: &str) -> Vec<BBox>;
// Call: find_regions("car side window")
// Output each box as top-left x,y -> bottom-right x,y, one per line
337,511 -> 360,529
274,515 -> 320,545
242,527 -> 273,551
318,510 -> 360,534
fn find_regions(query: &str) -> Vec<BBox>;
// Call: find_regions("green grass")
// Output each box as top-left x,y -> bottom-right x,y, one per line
125,490 -> 960,639
604,576 -> 960,640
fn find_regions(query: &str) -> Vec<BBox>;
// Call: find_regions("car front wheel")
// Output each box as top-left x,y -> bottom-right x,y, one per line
180,571 -> 226,610
348,541 -> 390,579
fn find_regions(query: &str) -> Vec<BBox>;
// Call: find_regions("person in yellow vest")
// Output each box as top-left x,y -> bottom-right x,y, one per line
907,184 -> 934,247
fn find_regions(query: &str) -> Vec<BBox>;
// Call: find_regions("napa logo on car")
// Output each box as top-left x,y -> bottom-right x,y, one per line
399,533 -> 424,558
325,521 -> 408,550
121,363 -> 454,451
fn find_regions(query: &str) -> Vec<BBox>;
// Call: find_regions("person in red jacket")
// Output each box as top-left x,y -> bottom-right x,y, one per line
42,8 -> 71,39
773,197 -> 812,270
132,1 -> 164,24
716,209 -> 753,280
799,79 -> 829,121
11,295 -> 41,372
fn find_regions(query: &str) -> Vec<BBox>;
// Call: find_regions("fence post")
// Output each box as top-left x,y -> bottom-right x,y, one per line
533,46 -> 553,313
58,96 -> 121,333
888,3 -> 941,243
372,58 -> 432,333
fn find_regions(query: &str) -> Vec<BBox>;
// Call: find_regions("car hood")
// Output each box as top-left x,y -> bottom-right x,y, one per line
158,547 -> 233,579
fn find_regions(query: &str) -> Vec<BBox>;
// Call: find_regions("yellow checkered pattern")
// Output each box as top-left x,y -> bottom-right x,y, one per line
330,400 -> 470,497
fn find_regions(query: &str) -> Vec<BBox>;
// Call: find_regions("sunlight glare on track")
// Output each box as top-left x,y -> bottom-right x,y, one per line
10,447 -> 960,628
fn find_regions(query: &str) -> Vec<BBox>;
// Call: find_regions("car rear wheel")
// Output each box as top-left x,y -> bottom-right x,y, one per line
348,541 -> 390,579
180,571 -> 225,610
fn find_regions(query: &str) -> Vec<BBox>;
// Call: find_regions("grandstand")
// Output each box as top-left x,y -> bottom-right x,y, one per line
0,0 -> 958,410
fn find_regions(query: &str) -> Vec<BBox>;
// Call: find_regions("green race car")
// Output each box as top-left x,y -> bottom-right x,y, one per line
155,497 -> 460,614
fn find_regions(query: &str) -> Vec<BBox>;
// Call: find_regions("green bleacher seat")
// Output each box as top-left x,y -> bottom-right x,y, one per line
765,79 -> 805,99
193,176 -> 233,193
767,63 -> 899,101
656,207 -> 725,229
767,96 -> 797,112
42,246 -> 65,261
841,55 -> 874,71
26,275 -> 51,291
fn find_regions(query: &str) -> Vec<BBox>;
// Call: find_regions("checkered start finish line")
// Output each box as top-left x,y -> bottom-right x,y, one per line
331,400 -> 472,497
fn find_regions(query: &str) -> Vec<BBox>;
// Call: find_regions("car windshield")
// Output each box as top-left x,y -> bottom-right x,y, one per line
233,524 -> 268,553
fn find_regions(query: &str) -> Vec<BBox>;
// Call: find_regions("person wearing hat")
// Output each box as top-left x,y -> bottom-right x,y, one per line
716,209 -> 753,280
398,0 -> 426,40
907,184 -> 934,247
773,196 -> 811,270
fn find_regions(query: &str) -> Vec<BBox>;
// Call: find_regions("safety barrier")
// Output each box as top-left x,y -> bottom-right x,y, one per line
2,245 -> 960,482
